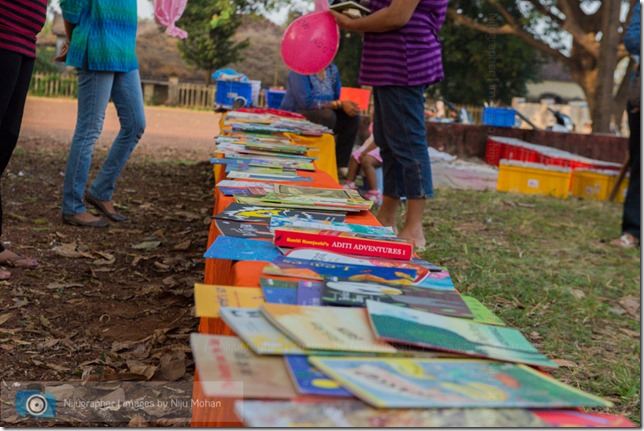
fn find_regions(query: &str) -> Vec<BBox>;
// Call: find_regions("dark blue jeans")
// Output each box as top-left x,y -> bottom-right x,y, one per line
622,100 -> 640,239
372,85 -> 433,199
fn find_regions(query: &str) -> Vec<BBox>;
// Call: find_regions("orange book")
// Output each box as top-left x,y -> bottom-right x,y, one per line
340,87 -> 371,110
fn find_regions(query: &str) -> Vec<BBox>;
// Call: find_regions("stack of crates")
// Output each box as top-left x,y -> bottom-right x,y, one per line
570,169 -> 629,203
496,160 -> 572,199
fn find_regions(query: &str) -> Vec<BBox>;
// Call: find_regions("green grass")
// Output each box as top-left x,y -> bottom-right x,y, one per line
415,188 -> 640,423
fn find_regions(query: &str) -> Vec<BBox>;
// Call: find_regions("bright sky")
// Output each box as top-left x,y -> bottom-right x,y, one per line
136,0 -> 293,24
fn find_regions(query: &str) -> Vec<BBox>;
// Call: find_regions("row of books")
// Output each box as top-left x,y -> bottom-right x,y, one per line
192,109 -> 633,427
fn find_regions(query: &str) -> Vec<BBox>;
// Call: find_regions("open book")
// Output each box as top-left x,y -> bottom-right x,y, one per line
329,0 -> 371,17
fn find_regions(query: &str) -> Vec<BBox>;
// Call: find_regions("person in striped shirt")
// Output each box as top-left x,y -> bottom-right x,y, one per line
0,0 -> 47,275
59,0 -> 146,228
331,0 -> 447,251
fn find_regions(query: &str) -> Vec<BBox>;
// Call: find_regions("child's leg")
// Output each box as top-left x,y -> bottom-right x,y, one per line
362,156 -> 381,191
377,196 -> 400,233
345,157 -> 361,183
398,198 -> 426,249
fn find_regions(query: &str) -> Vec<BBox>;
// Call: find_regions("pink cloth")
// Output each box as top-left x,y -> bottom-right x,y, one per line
352,136 -> 382,163
154,0 -> 188,39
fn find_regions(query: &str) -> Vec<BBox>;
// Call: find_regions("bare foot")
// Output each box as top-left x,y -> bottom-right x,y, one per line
0,249 -> 38,268
397,228 -> 426,250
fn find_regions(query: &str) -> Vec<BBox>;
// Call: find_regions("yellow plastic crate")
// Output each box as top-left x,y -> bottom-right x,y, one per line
497,160 -> 571,199
570,169 -> 629,203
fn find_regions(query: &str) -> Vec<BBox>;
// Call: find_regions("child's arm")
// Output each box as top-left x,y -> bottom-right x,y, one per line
54,19 -> 76,62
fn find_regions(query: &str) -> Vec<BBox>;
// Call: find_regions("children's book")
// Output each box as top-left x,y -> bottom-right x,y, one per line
461,295 -> 506,326
259,277 -> 298,304
216,180 -> 276,193
193,283 -> 264,318
270,216 -> 396,238
321,278 -> 473,318
284,355 -> 353,397
244,141 -> 309,155
329,0 -> 371,17
365,300 -> 557,369
273,227 -> 414,260
296,280 -> 323,306
234,400 -> 548,427
282,248 -> 454,290
235,195 -> 361,212
219,307 -> 306,355
214,219 -> 273,239
190,333 -> 297,399
259,303 -> 397,354
275,184 -> 363,200
308,356 -> 612,409
214,203 -> 346,224
262,255 -> 418,284
533,410 -> 636,427
227,171 -> 313,182
204,236 -> 281,262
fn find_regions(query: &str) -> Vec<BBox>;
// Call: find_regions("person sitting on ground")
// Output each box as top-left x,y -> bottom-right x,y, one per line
279,63 -> 361,175
342,124 -> 382,203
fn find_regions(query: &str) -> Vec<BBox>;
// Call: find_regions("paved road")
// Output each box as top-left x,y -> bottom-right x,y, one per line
20,97 -> 220,160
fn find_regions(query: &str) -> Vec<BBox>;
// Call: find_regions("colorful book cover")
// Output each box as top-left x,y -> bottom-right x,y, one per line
190,333 -> 297,399
203,236 -> 281,262
235,195 -> 360,212
214,219 -> 273,239
275,184 -> 363,200
366,300 -> 557,369
270,217 -> 396,238
461,295 -> 506,326
193,283 -> 264,318
321,278 -> 473,318
219,186 -> 253,196
227,171 -> 313,182
308,357 -> 612,409
259,303 -> 397,354
284,355 -> 353,397
216,180 -> 277,191
263,255 -> 418,284
296,280 -> 323,306
273,228 -> 414,260
219,307 -> 306,355
533,410 -> 636,427
283,248 -> 454,290
244,141 -> 308,155
235,400 -> 548,427
259,277 -> 298,304
214,203 -> 346,224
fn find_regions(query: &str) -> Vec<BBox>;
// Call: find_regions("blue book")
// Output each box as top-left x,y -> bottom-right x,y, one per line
204,236 -> 280,261
296,280 -> 323,306
284,355 -> 352,397
259,278 -> 298,304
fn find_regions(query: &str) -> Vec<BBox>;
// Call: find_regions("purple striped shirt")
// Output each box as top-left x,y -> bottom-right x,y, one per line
0,0 -> 47,58
359,0 -> 448,87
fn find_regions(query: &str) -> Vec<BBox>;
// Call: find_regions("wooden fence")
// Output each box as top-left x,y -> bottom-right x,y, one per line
29,73 -> 78,98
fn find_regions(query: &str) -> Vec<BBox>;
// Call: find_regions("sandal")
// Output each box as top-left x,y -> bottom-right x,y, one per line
0,250 -> 38,268
364,189 -> 382,203
85,194 -> 128,222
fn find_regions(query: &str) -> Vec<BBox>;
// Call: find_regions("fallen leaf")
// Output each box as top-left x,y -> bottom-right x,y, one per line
570,289 -> 585,299
132,241 -> 162,250
126,359 -> 157,380
156,350 -> 186,381
129,415 -> 148,427
40,338 -> 60,348
172,240 -> 191,251
0,312 -> 13,326
52,242 -> 94,259
528,331 -> 542,340
619,328 -> 640,338
162,276 -> 178,287
46,282 -> 84,290
47,363 -> 70,372
618,296 -> 640,320
10,299 -> 29,309
552,359 -> 577,368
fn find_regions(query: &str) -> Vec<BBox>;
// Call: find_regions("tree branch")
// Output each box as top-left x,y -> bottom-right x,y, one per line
447,7 -> 569,64
555,0 -> 599,56
525,0 -> 565,28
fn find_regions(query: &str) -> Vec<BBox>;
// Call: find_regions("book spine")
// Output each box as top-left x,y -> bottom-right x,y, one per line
274,229 -> 412,260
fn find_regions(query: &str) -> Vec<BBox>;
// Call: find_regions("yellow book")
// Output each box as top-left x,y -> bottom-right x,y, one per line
194,283 -> 264,317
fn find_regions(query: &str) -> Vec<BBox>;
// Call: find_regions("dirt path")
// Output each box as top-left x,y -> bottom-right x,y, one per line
21,97 -> 220,160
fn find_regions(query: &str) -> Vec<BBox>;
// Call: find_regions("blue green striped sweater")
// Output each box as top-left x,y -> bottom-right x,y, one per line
61,0 -> 138,72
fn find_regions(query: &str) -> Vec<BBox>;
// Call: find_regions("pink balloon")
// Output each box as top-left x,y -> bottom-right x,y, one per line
280,11 -> 340,75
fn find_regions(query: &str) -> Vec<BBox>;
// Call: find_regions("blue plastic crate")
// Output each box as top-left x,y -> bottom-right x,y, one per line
482,107 -> 517,127
265,89 -> 286,109
215,80 -> 252,109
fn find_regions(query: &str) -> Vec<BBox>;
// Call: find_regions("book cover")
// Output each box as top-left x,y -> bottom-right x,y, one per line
234,400 -> 548,427
218,186 -> 253,196
461,295 -> 506,326
366,300 -> 557,369
259,303 -> 397,354
203,236 -> 281,262
321,279 -> 473,318
263,255 -> 418,284
227,171 -> 313,182
219,307 -> 306,355
329,0 -> 371,16
270,217 -> 396,238
193,283 -> 264,318
235,196 -> 360,212
244,141 -> 308,155
284,355 -> 353,397
190,333 -> 297,399
296,280 -> 323,306
275,184 -> 363,200
215,219 -> 273,239
259,277 -> 298,304
273,228 -> 413,260
533,410 -> 636,427
214,203 -> 346,224
308,357 -> 612,409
